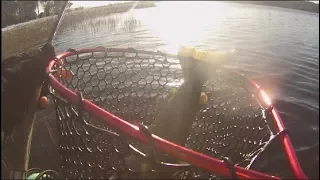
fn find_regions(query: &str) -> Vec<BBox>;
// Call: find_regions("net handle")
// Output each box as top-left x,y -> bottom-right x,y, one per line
247,80 -> 307,180
46,47 -> 301,179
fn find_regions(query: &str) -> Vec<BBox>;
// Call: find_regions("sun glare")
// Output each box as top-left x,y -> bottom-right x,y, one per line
134,2 -> 230,54
261,90 -> 272,106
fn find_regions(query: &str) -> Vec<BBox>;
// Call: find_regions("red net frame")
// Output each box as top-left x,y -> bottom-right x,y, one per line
46,47 -> 306,179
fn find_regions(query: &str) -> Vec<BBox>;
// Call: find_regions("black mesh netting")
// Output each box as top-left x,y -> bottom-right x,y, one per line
50,48 -> 277,179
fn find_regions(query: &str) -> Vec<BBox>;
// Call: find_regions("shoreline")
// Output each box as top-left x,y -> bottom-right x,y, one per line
235,1 -> 319,14
2,1 -> 156,60
2,1 -> 318,60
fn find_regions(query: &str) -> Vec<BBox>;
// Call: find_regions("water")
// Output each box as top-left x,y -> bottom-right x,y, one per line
52,2 -> 318,178
4,1 -> 318,178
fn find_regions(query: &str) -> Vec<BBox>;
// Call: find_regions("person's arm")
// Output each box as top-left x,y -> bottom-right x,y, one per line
1,43 -> 55,178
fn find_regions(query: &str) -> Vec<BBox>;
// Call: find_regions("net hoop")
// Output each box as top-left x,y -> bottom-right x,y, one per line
46,47 -> 306,179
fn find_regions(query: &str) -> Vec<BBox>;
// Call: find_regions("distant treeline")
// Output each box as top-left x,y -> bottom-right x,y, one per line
1,1 -> 157,29
239,1 -> 319,13
2,1 -> 156,59
1,1 -> 74,28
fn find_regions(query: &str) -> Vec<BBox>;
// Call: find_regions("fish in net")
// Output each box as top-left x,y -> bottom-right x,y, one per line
48,47 -> 285,179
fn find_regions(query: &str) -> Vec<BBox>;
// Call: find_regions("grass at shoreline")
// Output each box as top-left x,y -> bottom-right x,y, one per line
2,1 -> 155,60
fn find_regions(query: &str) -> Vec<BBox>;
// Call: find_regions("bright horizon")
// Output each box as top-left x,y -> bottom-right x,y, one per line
71,1 -> 319,8
37,1 -> 319,12
35,1 -> 319,16
71,1 -> 129,8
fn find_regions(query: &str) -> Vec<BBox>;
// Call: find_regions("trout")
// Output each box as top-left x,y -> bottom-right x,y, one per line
147,47 -> 234,158
124,47 -> 234,177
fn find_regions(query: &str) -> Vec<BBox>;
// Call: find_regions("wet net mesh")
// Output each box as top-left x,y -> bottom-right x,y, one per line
49,48 -> 277,179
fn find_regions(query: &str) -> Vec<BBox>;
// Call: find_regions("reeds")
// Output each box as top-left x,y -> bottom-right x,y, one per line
2,2 -> 155,59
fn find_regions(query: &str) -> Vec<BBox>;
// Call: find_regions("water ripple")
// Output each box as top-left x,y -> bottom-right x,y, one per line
50,2 -> 319,178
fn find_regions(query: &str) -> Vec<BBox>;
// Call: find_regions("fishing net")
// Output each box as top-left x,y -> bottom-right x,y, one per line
49,48 -> 278,179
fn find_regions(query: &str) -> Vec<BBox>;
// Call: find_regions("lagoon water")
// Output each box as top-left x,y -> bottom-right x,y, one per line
4,2 -> 318,178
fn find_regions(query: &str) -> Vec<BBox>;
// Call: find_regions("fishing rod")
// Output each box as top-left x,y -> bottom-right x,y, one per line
47,0 -> 69,44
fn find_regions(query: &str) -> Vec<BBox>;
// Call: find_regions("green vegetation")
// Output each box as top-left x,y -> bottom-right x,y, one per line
1,1 -> 73,28
2,1 -> 155,59
58,2 -> 155,30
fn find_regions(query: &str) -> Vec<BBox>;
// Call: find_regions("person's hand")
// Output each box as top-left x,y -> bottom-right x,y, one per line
1,43 -> 56,139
